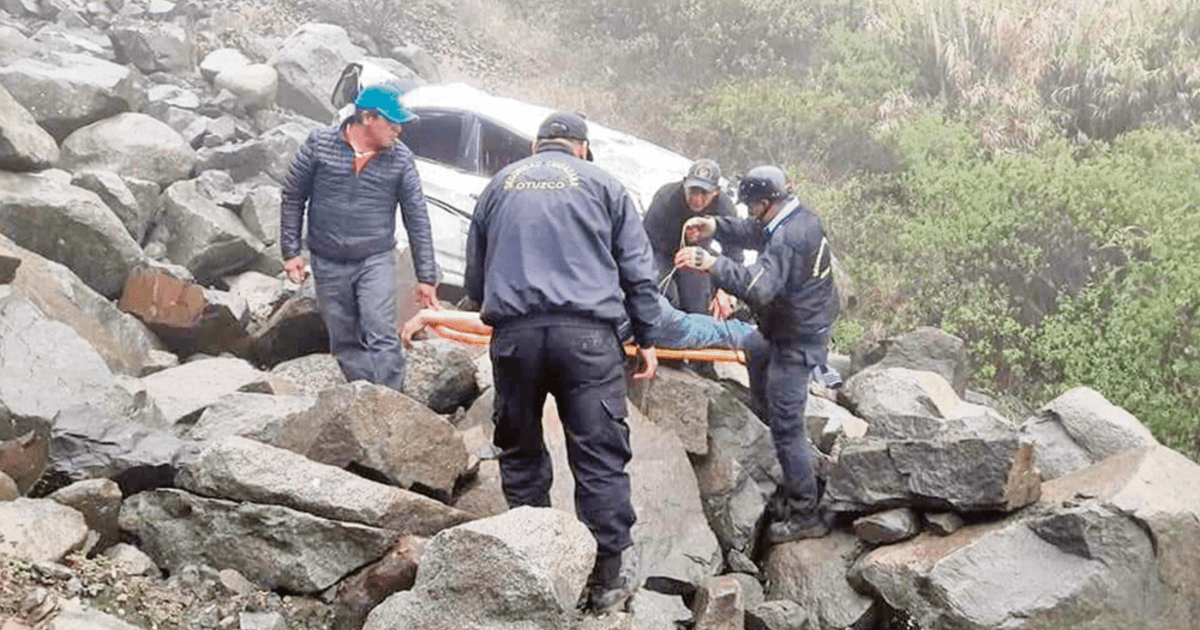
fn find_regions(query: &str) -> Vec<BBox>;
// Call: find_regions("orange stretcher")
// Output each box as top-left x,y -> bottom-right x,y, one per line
428,323 -> 745,363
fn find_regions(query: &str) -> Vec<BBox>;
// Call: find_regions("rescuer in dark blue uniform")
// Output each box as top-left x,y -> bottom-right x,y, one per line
674,165 -> 839,543
464,112 -> 661,613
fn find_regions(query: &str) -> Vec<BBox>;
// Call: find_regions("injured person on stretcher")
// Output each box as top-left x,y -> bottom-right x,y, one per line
402,294 -> 756,361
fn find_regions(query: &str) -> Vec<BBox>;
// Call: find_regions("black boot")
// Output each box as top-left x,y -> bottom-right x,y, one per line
765,484 -> 830,544
583,547 -> 638,615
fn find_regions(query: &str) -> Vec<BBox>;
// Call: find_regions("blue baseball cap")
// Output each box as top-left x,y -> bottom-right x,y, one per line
354,84 -> 418,125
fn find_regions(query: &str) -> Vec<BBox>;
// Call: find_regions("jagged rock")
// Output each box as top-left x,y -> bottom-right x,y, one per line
199,47 -> 250,83
764,531 -> 874,630
46,598 -> 144,630
0,171 -> 144,299
332,536 -> 424,630
693,575 -> 744,630
548,399 -> 723,587
363,507 -> 595,630
250,280 -> 327,366
69,170 -> 147,243
102,542 -> 159,576
854,327 -> 970,396
47,396 -> 189,494
59,112 -> 195,187
0,252 -> 18,285
922,512 -> 963,536
1021,386 -> 1158,480
401,338 -> 480,414
239,185 -> 281,246
0,471 -> 18,500
451,458 -> 507,518
118,267 -> 251,357
804,395 -> 867,454
214,64 -> 278,110
825,425 -> 1041,513
852,445 -> 1200,630
853,508 -> 921,545
107,21 -> 193,73
0,428 -> 48,497
271,382 -> 468,497
30,23 -> 117,59
693,389 -> 780,556
628,366 -> 720,456
140,357 -> 271,426
843,367 -> 995,431
49,478 -> 122,549
159,179 -> 264,284
459,386 -> 494,431
630,590 -> 692,630
119,488 -> 399,594
0,294 -> 122,421
0,498 -> 88,561
746,600 -> 810,630
178,436 -> 472,534
224,270 -> 285,326
220,568 -> 259,596
390,43 -> 440,82
1,234 -> 159,376
146,83 -> 200,111
187,393 -> 316,442
0,52 -> 144,141
1,0 -> 54,19
270,23 -> 368,122
0,83 -> 59,171
193,121 -> 308,183
268,353 -> 346,397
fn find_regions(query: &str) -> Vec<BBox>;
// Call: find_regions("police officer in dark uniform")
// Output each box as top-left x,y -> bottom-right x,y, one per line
674,165 -> 839,543
464,112 -> 661,612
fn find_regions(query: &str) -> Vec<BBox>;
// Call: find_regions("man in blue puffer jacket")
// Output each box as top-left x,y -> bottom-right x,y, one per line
280,83 -> 440,391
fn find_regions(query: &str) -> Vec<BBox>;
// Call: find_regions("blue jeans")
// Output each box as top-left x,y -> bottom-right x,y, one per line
311,250 -> 404,390
655,295 -> 755,350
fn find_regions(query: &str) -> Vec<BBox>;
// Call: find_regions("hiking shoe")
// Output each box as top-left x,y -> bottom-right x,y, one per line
767,510 -> 831,544
583,547 -> 639,615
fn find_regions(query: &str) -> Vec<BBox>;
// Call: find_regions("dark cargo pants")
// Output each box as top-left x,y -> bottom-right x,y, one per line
745,330 -> 826,505
490,317 -> 636,555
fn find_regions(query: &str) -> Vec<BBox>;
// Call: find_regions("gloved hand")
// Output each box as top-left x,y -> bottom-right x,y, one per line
682,217 -> 716,244
674,246 -> 717,272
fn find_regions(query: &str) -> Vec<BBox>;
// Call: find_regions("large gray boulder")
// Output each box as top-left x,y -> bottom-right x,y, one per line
0,52 -> 144,141
70,170 -> 149,244
119,488 -> 399,594
177,436 -> 473,536
825,423 -> 1041,513
854,327 -> 970,396
693,387 -> 781,557
60,112 -> 195,188
271,381 -> 469,498
0,234 -> 159,376
269,23 -> 367,122
239,185 -> 281,246
363,507 -> 595,630
401,338 -> 480,414
764,531 -> 874,630
547,398 -> 722,587
629,366 -> 720,456
0,294 -> 121,421
1020,386 -> 1158,480
851,445 -> 1200,630
0,498 -> 88,561
193,121 -> 308,184
159,179 -> 264,284
199,48 -> 250,83
0,82 -> 59,171
140,357 -> 271,426
214,64 -> 279,110
842,366 -> 987,427
268,353 -> 346,397
249,278 -> 327,366
107,21 -> 193,74
186,393 -> 316,442
0,170 -> 144,299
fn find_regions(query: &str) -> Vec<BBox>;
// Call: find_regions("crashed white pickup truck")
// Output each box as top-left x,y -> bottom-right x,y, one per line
332,66 -> 703,295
